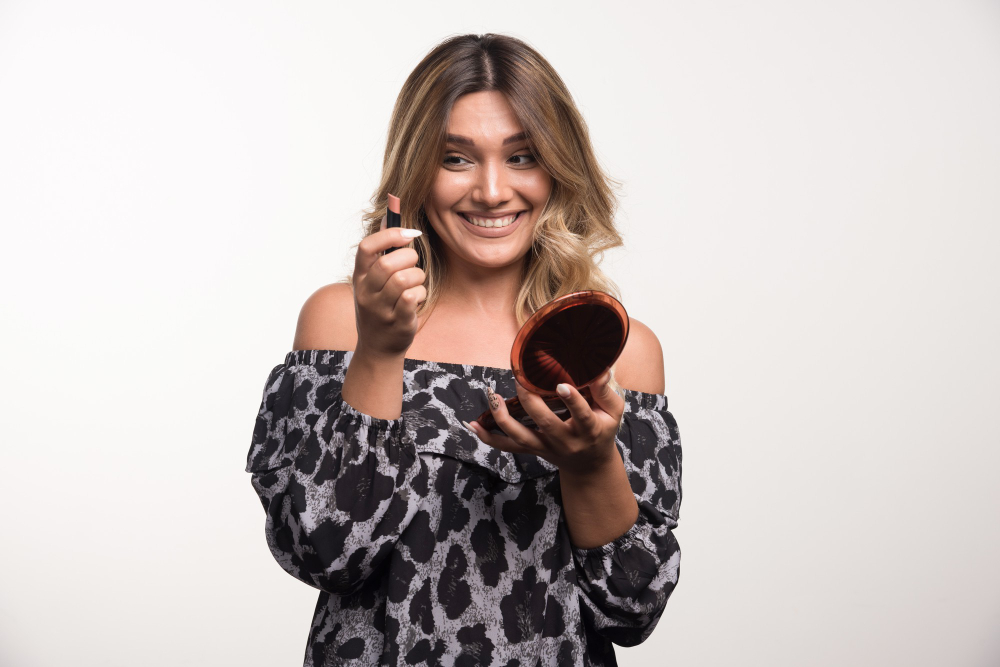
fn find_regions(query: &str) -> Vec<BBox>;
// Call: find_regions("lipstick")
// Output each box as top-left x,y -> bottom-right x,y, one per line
385,193 -> 401,254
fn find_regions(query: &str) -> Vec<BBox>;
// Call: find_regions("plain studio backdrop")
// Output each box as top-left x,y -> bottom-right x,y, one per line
2,1 -> 998,665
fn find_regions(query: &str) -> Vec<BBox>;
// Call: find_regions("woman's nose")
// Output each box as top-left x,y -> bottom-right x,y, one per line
473,161 -> 512,208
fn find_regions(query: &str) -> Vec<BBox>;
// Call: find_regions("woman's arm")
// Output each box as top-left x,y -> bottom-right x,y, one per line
573,401 -> 681,647
471,318 -> 665,547
556,319 -> 665,547
247,351 -> 427,596
293,281 -> 411,420
246,226 -> 428,594
341,224 -> 425,420
468,319 -> 681,645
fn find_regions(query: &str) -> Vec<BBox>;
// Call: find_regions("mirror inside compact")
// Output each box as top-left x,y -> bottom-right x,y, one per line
476,290 -> 629,432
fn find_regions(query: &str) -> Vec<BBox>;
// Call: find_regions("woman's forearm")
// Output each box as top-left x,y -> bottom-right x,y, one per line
558,451 -> 639,549
341,346 -> 406,420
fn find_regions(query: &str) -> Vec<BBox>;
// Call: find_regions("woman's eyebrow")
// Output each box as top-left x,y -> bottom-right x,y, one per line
445,132 -> 529,146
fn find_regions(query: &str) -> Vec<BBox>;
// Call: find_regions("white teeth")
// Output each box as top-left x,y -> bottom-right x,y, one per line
463,213 -> 519,228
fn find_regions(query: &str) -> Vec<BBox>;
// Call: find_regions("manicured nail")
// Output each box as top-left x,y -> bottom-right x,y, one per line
400,228 -> 422,238
463,420 -> 477,433
487,386 -> 500,411
556,383 -> 571,398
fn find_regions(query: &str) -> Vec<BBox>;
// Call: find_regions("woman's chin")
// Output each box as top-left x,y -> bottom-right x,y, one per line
454,243 -> 531,270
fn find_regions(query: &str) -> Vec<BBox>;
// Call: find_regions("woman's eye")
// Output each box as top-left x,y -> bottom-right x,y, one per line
443,155 -> 469,166
509,153 -> 537,166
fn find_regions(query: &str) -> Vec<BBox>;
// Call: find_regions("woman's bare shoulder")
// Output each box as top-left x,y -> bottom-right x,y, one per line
292,282 -> 358,352
614,317 -> 666,394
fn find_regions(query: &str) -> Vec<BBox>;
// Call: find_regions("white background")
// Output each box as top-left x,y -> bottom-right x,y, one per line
2,1 -> 998,665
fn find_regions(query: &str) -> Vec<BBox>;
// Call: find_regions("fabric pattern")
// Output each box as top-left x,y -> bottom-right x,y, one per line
247,350 -> 681,666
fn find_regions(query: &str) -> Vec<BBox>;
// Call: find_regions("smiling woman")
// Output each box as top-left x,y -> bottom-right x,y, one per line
424,90 -> 552,271
424,91 -> 552,269
247,33 -> 681,667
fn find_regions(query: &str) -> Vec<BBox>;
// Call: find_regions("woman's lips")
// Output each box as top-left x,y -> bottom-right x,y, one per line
458,211 -> 525,237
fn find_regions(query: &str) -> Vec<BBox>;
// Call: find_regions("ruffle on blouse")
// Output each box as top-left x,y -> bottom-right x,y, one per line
247,349 -> 672,487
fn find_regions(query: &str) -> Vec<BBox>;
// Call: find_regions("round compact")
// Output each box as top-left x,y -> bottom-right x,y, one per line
476,290 -> 629,432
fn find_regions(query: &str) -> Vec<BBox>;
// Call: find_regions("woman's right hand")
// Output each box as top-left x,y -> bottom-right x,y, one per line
351,218 -> 426,359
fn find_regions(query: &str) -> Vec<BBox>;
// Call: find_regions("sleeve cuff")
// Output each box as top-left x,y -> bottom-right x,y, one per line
572,508 -> 648,558
336,391 -> 405,433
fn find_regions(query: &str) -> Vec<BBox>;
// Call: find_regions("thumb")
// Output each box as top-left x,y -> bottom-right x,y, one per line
591,370 -> 624,418
379,214 -> 387,232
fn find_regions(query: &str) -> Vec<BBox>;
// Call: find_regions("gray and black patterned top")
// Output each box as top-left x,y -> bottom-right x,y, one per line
246,349 -> 682,666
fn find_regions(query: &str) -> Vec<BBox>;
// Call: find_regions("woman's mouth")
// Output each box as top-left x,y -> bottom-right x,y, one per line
459,211 -> 523,228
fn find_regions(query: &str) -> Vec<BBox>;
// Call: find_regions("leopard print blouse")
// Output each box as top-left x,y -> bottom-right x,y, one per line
246,350 -> 682,666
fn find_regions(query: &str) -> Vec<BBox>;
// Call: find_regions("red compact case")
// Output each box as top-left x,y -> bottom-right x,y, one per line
476,290 -> 630,432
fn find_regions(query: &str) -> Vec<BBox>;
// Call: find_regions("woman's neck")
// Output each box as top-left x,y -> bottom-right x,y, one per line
434,253 -> 524,318
408,254 -> 525,368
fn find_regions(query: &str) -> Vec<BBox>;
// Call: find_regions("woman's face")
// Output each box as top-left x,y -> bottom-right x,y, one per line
423,90 -> 553,271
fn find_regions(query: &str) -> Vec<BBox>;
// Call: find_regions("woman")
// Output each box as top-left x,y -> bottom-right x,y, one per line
247,34 -> 682,666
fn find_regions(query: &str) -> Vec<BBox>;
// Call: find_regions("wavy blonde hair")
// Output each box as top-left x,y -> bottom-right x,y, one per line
356,33 -> 622,395
360,33 -> 624,326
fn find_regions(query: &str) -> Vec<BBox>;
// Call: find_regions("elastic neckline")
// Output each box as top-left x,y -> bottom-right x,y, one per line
284,349 -> 668,410
406,355 -> 513,374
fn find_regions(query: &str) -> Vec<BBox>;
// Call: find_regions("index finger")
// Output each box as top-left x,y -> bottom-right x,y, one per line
355,227 -> 422,273
513,378 -> 567,433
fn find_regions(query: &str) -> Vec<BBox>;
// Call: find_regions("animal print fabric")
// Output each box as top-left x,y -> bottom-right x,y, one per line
247,350 -> 681,666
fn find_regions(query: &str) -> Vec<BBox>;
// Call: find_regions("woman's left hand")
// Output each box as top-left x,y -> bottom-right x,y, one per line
467,372 -> 625,476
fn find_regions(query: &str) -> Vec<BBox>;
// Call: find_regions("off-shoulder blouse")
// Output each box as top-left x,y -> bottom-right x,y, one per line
246,349 -> 681,666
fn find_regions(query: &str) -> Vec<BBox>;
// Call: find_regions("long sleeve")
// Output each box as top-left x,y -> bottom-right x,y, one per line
246,350 -> 426,596
572,392 -> 682,647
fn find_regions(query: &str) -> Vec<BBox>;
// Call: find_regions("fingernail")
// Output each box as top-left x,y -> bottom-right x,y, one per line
463,420 -> 477,433
556,383 -> 571,398
379,214 -> 387,231
487,386 -> 500,411
400,228 -> 422,238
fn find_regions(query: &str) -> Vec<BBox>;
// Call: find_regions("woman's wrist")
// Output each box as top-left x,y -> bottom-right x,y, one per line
556,438 -> 622,481
351,341 -> 408,367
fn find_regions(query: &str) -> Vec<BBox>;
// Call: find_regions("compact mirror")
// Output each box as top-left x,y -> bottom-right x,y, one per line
476,290 -> 629,432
